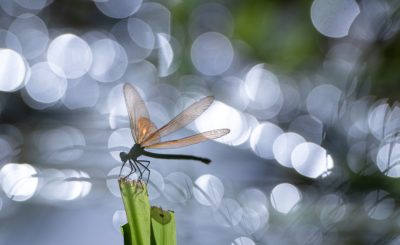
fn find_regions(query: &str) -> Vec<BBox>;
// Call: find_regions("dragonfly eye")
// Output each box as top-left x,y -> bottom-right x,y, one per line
120,152 -> 128,162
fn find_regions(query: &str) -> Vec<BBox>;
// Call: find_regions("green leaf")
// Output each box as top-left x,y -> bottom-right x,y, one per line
150,206 -> 177,245
119,179 -> 151,245
121,223 -> 132,245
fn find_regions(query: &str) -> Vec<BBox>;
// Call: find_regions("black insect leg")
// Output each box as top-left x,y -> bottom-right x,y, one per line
132,160 -> 144,181
137,160 -> 151,184
125,159 -> 137,179
119,160 -> 127,177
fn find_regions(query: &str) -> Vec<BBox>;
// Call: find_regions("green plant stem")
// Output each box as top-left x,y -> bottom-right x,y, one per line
119,179 -> 151,245
150,207 -> 177,245
118,178 -> 177,245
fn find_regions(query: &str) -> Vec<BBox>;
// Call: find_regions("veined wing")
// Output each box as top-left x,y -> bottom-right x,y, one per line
136,117 -> 159,144
140,96 -> 214,147
123,83 -> 159,144
144,129 -> 230,149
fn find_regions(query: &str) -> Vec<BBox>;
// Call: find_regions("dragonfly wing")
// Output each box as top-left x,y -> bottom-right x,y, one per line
141,96 -> 214,147
137,117 -> 159,144
145,128 -> 230,149
123,84 -> 158,143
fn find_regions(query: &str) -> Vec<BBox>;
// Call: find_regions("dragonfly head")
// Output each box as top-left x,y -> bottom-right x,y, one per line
120,152 -> 128,163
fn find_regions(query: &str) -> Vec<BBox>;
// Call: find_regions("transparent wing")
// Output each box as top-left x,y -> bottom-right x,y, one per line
141,96 -> 214,147
145,129 -> 230,149
136,117 -> 159,144
123,83 -> 159,143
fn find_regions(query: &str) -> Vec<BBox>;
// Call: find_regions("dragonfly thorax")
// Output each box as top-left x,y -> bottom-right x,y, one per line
119,144 -> 144,163
130,143 -> 144,157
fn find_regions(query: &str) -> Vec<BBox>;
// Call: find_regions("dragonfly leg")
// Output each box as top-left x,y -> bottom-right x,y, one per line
119,161 -> 127,177
138,160 -> 151,184
125,159 -> 137,179
133,160 -> 144,181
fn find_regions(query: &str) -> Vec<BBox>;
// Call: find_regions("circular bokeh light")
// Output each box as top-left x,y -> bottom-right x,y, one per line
47,34 -> 92,79
191,32 -> 233,76
193,174 -> 224,207
0,49 -> 26,92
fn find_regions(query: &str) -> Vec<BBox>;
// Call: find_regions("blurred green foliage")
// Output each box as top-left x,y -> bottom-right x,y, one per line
233,1 -> 323,71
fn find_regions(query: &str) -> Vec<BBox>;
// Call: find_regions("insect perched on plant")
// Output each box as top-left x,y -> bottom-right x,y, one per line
119,83 -> 230,182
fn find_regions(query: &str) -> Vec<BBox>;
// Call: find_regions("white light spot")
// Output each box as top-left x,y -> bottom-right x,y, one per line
89,38 -> 128,83
0,163 -> 38,202
0,0 -> 41,17
270,183 -> 301,214
383,105 -> 400,141
95,0 -> 142,19
244,65 -> 281,111
8,14 -> 49,59
376,143 -> 400,178
193,174 -> 224,207
273,132 -> 306,168
368,102 -> 390,140
136,3 -> 171,47
38,168 -> 89,201
47,34 -> 92,79
157,33 -> 174,77
233,113 -> 259,148
233,207 -> 260,235
311,0 -> 360,38
38,169 -> 67,200
191,32 -> 233,76
291,143 -> 334,178
25,62 -> 67,103
306,84 -> 342,125
164,172 -> 193,203
238,188 -> 267,206
120,61 -> 157,94
78,171 -> 92,198
237,189 -> 269,228
231,237 -> 255,245
0,49 -> 26,92
112,210 -> 127,232
108,128 -> 134,162
60,170 -> 90,201
0,29 -> 22,52
214,198 -> 243,227
195,101 -> 242,145
111,19 -> 152,62
107,84 -> 130,117
250,122 -> 283,160
127,18 -> 155,50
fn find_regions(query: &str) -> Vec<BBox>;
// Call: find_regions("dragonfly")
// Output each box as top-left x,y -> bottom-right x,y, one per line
119,83 -> 230,182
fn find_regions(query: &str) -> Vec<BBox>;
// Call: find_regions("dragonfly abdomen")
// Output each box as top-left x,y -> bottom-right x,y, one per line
142,150 -> 210,164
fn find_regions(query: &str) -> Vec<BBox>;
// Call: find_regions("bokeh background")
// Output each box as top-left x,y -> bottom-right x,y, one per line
0,0 -> 400,244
